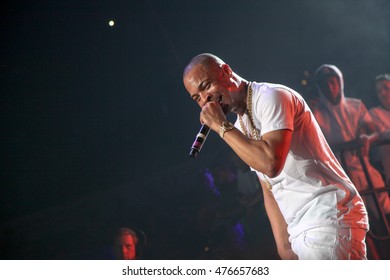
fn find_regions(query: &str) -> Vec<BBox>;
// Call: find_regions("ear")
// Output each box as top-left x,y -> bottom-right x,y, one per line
221,64 -> 232,77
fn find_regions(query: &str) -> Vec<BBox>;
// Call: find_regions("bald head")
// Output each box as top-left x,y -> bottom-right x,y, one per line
182,53 -> 248,115
183,53 -> 225,80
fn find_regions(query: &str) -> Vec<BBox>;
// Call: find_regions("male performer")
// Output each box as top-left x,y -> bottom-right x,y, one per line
183,53 -> 368,259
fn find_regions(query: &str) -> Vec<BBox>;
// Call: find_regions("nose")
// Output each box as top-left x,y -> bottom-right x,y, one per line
199,92 -> 213,106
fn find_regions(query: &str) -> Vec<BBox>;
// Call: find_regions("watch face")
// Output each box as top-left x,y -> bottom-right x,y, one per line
223,121 -> 234,129
220,121 -> 234,138
222,122 -> 228,129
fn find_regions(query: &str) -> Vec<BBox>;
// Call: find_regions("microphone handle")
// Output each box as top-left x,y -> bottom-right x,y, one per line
189,125 -> 210,158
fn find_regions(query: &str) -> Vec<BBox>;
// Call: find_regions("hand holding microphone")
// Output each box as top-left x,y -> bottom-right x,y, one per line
189,100 -> 228,158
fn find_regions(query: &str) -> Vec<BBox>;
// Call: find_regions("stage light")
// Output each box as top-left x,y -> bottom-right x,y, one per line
109,20 -> 115,27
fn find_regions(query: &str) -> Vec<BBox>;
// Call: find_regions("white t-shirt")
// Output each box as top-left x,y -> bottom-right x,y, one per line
234,82 -> 368,240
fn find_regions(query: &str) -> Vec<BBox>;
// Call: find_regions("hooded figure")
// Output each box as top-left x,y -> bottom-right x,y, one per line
312,64 -> 390,220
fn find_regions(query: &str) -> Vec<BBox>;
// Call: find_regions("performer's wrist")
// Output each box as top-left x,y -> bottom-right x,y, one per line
219,121 -> 235,138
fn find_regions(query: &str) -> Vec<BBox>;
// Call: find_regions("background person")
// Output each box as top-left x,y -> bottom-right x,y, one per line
113,227 -> 139,260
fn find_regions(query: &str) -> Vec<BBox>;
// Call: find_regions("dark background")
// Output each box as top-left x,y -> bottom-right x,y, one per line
1,0 -> 389,259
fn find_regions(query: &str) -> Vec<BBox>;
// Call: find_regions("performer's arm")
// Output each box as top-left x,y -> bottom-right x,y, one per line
223,128 -> 292,178
200,98 -> 292,178
199,90 -> 295,258
259,177 -> 298,260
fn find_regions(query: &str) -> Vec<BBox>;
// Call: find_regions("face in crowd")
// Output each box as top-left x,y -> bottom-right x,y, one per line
317,74 -> 342,105
114,233 -> 137,260
375,78 -> 390,111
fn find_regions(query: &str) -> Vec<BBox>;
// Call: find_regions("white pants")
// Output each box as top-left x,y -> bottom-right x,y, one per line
291,227 -> 367,260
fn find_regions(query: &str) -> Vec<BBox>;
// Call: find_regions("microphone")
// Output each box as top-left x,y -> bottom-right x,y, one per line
189,124 -> 210,158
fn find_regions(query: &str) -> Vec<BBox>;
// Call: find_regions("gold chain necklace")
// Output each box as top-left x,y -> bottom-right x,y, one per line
238,82 -> 272,190
239,82 -> 260,140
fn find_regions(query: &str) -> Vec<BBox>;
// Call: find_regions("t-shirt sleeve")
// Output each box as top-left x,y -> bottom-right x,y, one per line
253,87 -> 294,136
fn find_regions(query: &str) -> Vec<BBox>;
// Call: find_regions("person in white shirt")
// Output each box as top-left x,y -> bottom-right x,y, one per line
183,53 -> 368,259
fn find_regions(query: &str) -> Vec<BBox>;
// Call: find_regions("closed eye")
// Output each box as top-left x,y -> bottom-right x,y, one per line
192,95 -> 200,102
200,80 -> 211,91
